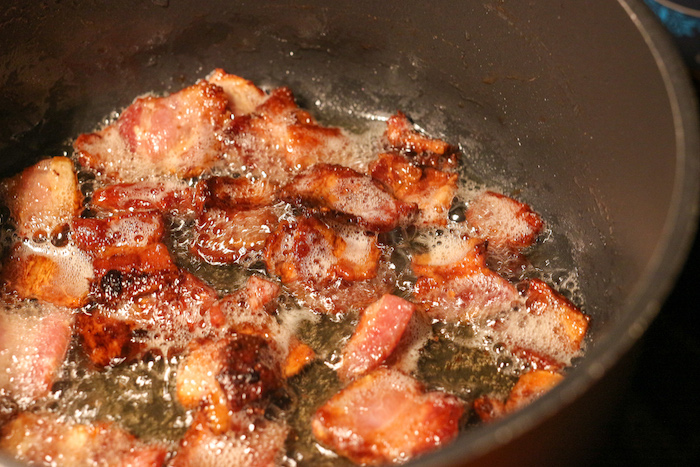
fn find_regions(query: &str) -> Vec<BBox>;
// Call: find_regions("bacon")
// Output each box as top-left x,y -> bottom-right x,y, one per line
281,163 -> 416,232
91,179 -> 204,215
412,235 -> 519,323
72,211 -> 165,258
264,216 -> 394,314
0,302 -> 73,406
312,367 -> 463,465
74,310 -> 143,368
207,68 -> 267,117
473,370 -> 564,422
384,112 -> 459,170
494,279 -> 589,370
0,412 -> 168,467
202,176 -> 278,209
75,80 -> 230,182
465,191 -> 544,251
226,87 -> 350,182
171,412 -> 288,467
176,334 -> 285,433
338,294 -> 415,382
1,241 -> 93,308
369,152 -> 458,226
0,157 -> 81,241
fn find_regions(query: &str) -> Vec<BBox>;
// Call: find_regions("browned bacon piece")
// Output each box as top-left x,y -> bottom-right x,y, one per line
171,412 -> 289,467
191,177 -> 279,265
176,334 -> 285,433
226,87 -> 349,182
90,179 -> 205,215
280,163 -> 416,232
71,211 -> 165,258
75,80 -> 230,182
0,412 -> 168,467
369,152 -> 458,226
466,191 -> 544,251
0,302 -> 73,406
384,112 -> 459,170
495,279 -> 589,370
338,294 -> 416,382
207,68 -> 267,117
0,157 -> 81,241
412,235 -> 519,323
473,369 -> 564,422
74,310 -> 143,368
312,367 -> 463,465
264,216 -> 394,314
1,242 -> 93,308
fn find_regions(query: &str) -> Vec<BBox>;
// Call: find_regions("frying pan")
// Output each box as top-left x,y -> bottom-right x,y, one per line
1,0 -> 698,466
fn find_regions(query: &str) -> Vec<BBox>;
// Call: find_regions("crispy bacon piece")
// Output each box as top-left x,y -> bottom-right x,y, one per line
338,294 -> 415,382
75,80 -> 230,182
369,152 -> 458,226
74,311 -> 143,368
466,191 -> 544,251
0,303 -> 73,406
312,367 -> 463,465
176,334 -> 285,433
473,370 -> 564,422
495,279 -> 589,370
412,234 -> 519,323
281,163 -> 416,232
226,87 -> 350,182
191,177 -> 279,265
72,211 -> 165,258
384,112 -> 459,170
171,412 -> 289,467
0,157 -> 81,241
0,412 -> 168,467
90,179 -> 204,215
207,68 -> 267,117
1,241 -> 93,308
264,216 -> 394,314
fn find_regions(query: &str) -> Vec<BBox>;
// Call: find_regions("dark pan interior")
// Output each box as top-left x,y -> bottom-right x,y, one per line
1,1 -> 698,466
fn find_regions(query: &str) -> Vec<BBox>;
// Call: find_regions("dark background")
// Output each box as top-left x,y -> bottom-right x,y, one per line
598,3 -> 700,464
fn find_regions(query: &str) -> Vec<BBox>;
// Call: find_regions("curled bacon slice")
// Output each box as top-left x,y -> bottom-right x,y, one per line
473,369 -> 564,422
312,367 -> 463,465
338,294 -> 415,382
207,68 -> 267,117
0,412 -> 168,467
0,156 -> 81,241
369,152 -> 458,226
72,211 -> 165,258
90,179 -> 204,215
384,112 -> 459,170
465,190 -> 544,251
0,302 -> 73,406
75,80 -> 230,182
281,163 -> 416,232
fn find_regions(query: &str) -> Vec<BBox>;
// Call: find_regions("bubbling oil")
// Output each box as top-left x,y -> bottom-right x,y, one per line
33,99 -> 586,466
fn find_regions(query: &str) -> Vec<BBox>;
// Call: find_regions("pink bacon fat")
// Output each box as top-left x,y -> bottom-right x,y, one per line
0,156 -> 81,241
338,294 -> 416,382
0,412 -> 168,467
312,367 -> 463,466
74,80 -> 230,182
0,302 -> 73,406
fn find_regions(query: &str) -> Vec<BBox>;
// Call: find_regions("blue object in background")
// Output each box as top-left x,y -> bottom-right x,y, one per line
645,0 -> 700,79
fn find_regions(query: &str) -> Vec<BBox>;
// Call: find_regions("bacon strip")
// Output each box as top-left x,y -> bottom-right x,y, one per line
207,68 -> 267,117
72,211 -> 165,258
384,112 -> 459,170
312,367 -> 463,465
90,179 -> 204,215
0,303 -> 73,406
369,152 -> 458,226
473,370 -> 564,422
75,80 -> 230,182
0,156 -> 81,241
281,163 -> 416,232
338,294 -> 415,382
0,412 -> 168,467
